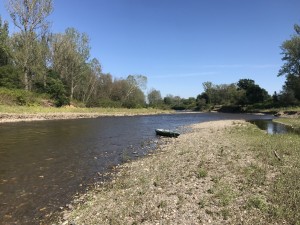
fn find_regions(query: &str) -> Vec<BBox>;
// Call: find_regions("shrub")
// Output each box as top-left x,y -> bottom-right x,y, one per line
0,65 -> 22,89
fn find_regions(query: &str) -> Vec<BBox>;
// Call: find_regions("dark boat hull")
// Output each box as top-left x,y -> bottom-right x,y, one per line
155,129 -> 180,137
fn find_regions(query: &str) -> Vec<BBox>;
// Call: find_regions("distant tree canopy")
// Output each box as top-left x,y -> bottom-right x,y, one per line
278,24 -> 300,105
197,79 -> 270,110
237,79 -> 270,104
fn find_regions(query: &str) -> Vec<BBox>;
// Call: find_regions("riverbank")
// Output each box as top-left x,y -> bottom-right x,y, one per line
0,106 -> 172,123
56,120 -> 299,224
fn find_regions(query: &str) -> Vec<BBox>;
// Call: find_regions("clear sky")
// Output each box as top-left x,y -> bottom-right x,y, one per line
1,0 -> 300,98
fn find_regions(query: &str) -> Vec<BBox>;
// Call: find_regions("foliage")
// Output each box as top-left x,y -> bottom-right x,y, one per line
0,65 -> 22,89
45,71 -> 69,107
201,82 -> 245,106
7,0 -> 53,91
0,16 -> 10,66
51,27 -> 91,100
237,79 -> 270,105
0,87 -> 49,106
147,88 -> 162,107
162,95 -> 198,110
196,79 -> 271,111
278,24 -> 300,105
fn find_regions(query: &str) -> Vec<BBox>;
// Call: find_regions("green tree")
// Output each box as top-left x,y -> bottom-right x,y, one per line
51,28 -> 90,100
164,94 -> 175,106
97,73 -> 113,100
278,24 -> 300,102
80,58 -> 101,104
7,0 -> 53,90
0,65 -> 21,88
147,88 -> 162,107
125,75 -> 147,100
202,81 -> 213,104
0,16 -> 10,66
45,70 -> 69,106
202,82 -> 243,106
237,79 -> 269,104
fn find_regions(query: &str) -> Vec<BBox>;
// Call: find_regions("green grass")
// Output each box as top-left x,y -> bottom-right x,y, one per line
247,195 -> 268,212
213,182 -> 236,207
0,104 -> 171,114
228,122 -> 300,224
253,106 -> 300,113
274,117 -> 300,129
197,168 -> 208,178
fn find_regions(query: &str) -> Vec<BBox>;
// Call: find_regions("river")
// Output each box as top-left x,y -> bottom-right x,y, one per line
0,112 -> 273,224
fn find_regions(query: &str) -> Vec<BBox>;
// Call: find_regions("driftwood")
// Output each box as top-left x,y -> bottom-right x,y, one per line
273,150 -> 281,161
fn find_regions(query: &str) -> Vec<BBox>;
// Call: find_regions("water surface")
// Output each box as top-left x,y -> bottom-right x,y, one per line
0,112 -> 273,224
249,120 -> 300,134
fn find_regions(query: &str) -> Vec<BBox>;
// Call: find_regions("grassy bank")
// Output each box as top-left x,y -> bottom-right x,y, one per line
0,104 -> 170,115
57,120 -> 299,225
274,117 -> 300,129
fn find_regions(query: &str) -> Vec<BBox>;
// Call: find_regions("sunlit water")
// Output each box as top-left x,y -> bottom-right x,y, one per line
249,120 -> 300,134
0,112 -> 273,224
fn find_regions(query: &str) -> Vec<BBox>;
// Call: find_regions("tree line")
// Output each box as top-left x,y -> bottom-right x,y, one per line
0,0 -> 299,110
0,0 -> 149,107
148,24 -> 300,111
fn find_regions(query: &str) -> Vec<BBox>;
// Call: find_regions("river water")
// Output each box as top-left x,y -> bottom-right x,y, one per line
249,119 -> 300,135
0,112 -> 273,224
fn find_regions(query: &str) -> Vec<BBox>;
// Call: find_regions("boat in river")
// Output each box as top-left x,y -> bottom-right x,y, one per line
155,129 -> 180,138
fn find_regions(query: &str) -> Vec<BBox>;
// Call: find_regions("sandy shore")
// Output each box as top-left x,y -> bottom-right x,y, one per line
56,120 -> 282,224
0,113 -> 102,123
0,111 -> 165,123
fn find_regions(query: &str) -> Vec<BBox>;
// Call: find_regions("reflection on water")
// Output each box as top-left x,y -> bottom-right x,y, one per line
0,113 -> 273,224
249,120 -> 300,134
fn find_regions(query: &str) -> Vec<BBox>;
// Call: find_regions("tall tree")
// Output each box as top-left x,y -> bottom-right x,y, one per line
80,58 -> 101,104
51,28 -> 90,100
148,88 -> 162,107
0,16 -> 10,66
125,75 -> 147,100
97,73 -> 113,99
6,0 -> 53,90
278,24 -> 300,102
202,81 -> 213,104
237,79 -> 269,104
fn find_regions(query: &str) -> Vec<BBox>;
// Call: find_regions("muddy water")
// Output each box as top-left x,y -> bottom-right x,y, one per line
0,113 -> 273,224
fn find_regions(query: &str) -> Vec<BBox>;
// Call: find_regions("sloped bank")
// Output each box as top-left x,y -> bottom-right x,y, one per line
0,109 -> 171,123
56,120 -> 299,225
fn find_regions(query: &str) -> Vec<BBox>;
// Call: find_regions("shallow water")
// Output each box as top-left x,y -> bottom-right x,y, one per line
249,120 -> 300,134
0,112 -> 273,224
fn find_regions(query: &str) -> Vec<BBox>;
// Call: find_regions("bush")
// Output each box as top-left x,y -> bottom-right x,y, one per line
39,71 -> 70,107
0,87 -> 48,106
45,77 -> 69,107
218,105 -> 244,113
0,65 -> 22,89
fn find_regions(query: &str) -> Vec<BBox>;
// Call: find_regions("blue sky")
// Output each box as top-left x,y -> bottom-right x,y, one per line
1,0 -> 300,98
